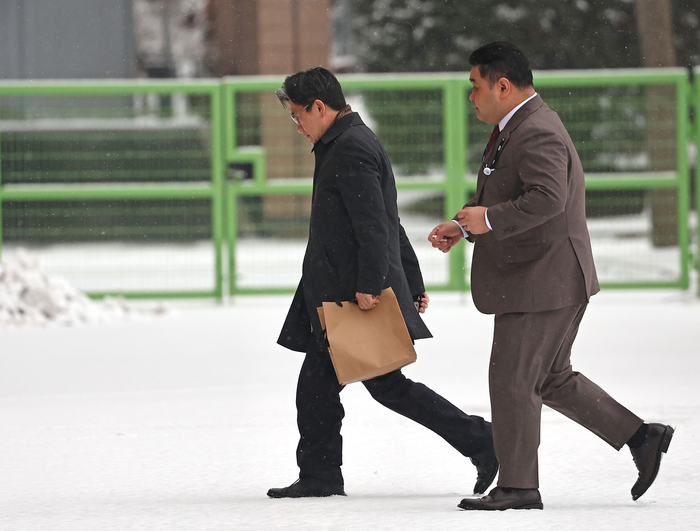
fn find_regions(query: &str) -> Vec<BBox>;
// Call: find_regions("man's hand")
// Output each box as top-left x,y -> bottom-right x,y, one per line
456,206 -> 490,235
428,222 -> 462,253
356,292 -> 379,310
415,291 -> 430,314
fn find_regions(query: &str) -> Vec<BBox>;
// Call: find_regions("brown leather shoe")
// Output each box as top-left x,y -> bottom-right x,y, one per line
630,423 -> 674,500
458,487 -> 543,511
267,478 -> 346,498
470,448 -> 499,494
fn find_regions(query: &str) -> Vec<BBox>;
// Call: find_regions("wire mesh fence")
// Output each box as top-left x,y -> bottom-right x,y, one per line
223,70 -> 690,295
0,81 -> 222,297
0,70 -> 693,298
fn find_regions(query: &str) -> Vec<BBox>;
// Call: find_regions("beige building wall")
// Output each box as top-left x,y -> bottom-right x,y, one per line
209,0 -> 331,224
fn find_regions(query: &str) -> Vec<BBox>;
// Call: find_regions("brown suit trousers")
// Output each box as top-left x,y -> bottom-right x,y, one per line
489,303 -> 643,488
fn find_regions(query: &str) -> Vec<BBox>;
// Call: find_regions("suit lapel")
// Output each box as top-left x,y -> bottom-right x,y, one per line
475,94 -> 545,204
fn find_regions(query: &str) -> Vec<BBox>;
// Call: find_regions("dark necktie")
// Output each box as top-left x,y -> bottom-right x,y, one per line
484,125 -> 500,156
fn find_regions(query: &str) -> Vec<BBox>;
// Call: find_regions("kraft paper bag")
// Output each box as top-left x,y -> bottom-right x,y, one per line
317,287 -> 416,385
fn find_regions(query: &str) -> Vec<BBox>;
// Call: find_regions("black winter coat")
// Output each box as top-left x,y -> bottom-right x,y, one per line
277,113 -> 432,352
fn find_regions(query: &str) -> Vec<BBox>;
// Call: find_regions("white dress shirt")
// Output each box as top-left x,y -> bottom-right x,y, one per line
453,92 -> 538,238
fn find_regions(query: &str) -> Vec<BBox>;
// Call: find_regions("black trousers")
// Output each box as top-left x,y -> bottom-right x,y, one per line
296,335 -> 493,485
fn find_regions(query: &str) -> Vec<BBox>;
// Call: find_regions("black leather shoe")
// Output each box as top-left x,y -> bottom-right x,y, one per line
458,487 -> 543,511
630,423 -> 674,500
267,478 -> 346,499
470,449 -> 499,494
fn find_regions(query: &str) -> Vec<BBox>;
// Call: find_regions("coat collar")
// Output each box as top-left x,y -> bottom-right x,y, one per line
314,112 -> 363,149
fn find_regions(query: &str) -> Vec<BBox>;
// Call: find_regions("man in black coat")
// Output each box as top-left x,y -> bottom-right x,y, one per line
267,67 -> 497,499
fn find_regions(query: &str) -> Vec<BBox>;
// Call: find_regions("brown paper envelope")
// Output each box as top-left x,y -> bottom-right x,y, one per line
319,287 -> 416,385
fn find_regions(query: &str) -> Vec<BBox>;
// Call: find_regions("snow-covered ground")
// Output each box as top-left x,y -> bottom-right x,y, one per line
1,286 -> 699,530
0,250 -> 168,328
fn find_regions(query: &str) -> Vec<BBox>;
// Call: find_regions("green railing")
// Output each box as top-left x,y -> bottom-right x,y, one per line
0,79 -> 224,298
534,69 -> 691,291
0,69 -> 695,298
221,74 -> 475,294
223,69 -> 692,295
694,67 -> 700,296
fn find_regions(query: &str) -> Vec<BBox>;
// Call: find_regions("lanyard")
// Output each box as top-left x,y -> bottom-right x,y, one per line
482,137 -> 507,176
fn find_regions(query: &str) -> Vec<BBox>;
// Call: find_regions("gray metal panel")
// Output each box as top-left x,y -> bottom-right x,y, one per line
0,0 -> 25,79
0,0 -> 137,80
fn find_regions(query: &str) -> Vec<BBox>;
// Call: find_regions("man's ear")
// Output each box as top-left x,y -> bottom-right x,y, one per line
314,99 -> 326,115
497,77 -> 512,98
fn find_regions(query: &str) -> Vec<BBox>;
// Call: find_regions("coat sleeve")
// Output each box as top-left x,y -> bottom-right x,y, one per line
398,221 -> 425,296
277,280 -> 312,352
332,135 -> 389,295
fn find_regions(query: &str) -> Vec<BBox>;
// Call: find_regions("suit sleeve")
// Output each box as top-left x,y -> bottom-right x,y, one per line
460,195 -> 479,210
332,136 -> 389,296
487,126 -> 569,240
448,194 -> 478,242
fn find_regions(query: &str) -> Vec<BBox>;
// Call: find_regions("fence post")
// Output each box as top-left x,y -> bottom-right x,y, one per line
223,83 -> 235,295
211,84 -> 225,299
675,74 -> 691,290
695,67 -> 700,295
0,131 -> 3,261
442,78 -> 468,291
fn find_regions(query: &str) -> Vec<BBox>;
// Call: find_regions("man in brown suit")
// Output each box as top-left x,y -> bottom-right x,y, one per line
429,41 -> 674,511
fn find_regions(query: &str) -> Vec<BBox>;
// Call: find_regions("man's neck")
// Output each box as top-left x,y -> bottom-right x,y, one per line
506,88 -> 536,114
319,104 -> 353,138
320,111 -> 340,137
498,90 -> 537,130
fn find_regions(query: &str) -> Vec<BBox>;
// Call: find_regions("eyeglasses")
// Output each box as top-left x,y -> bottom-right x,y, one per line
291,104 -> 311,125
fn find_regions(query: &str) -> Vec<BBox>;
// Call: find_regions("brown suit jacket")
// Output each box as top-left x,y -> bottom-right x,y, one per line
463,94 -> 599,314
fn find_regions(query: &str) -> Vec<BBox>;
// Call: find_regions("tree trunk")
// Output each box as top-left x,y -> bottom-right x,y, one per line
634,0 -> 678,247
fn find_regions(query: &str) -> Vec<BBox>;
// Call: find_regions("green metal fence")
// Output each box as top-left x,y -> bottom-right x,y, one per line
0,69 -> 695,298
0,79 -> 224,298
223,69 -> 692,295
221,75 -> 473,295
694,67 -> 700,296
534,69 -> 691,290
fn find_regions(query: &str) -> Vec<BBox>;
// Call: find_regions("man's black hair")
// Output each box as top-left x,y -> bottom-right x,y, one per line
275,66 -> 346,111
469,41 -> 534,90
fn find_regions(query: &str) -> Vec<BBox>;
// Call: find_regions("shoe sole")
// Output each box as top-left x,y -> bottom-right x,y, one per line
516,503 -> 544,510
458,501 -> 543,511
267,490 -> 346,498
632,424 -> 675,501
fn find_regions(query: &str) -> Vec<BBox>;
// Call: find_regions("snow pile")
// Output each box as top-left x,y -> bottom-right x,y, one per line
0,249 -> 167,328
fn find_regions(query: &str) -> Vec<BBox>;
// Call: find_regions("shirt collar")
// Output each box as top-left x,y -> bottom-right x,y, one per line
498,92 -> 538,131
